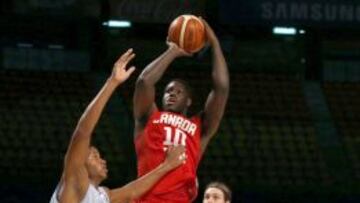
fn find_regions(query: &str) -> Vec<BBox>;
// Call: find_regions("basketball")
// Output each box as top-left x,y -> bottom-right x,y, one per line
168,15 -> 206,53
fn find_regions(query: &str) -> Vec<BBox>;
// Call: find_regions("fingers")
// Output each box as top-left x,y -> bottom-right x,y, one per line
167,41 -> 178,48
115,48 -> 135,67
117,48 -> 132,63
198,16 -> 209,28
166,145 -> 174,152
164,145 -> 187,167
127,53 -> 136,63
182,50 -> 193,57
172,145 -> 186,163
166,145 -> 185,156
126,66 -> 136,76
167,42 -> 193,57
178,152 -> 187,164
122,48 -> 134,61
198,16 -> 217,45
197,16 -> 213,35
174,145 -> 185,153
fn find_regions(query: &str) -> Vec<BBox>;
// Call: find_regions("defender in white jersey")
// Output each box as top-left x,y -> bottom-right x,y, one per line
50,49 -> 186,203
50,183 -> 109,203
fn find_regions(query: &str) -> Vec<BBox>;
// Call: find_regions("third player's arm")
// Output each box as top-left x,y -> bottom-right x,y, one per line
200,19 -> 230,154
109,146 -> 186,203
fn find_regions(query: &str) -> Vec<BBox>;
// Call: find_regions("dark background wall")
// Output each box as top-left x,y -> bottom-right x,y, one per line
1,0 -> 360,202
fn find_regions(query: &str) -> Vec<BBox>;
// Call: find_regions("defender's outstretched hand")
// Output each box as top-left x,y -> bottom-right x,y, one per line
111,48 -> 136,84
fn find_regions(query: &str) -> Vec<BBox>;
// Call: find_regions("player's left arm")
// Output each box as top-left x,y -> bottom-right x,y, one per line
200,18 -> 229,155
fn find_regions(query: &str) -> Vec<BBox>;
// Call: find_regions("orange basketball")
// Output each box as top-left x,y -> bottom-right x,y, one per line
168,15 -> 206,53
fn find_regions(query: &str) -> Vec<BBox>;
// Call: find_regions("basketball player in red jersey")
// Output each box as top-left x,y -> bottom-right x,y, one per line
50,49 -> 187,203
133,18 -> 229,203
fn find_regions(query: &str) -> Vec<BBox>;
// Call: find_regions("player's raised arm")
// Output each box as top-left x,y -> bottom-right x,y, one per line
60,49 -> 135,202
109,145 -> 186,203
200,19 -> 230,154
133,42 -> 191,123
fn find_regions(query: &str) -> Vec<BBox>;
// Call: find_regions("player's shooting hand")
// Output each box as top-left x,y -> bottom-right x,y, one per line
164,145 -> 187,170
110,48 -> 136,84
199,17 -> 219,46
166,39 -> 193,57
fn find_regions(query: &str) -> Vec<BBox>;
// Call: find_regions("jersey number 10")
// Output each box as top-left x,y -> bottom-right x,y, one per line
163,126 -> 187,146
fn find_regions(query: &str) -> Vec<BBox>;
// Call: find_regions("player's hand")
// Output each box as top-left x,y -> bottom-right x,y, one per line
199,17 -> 219,46
166,40 -> 193,57
110,48 -> 136,84
164,145 -> 187,170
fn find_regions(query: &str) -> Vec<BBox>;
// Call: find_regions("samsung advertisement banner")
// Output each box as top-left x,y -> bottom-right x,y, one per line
220,0 -> 360,27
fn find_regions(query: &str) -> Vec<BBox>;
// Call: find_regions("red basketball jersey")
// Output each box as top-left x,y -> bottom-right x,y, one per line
134,110 -> 202,202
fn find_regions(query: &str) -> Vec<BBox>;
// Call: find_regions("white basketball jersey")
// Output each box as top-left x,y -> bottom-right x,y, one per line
49,184 -> 110,203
